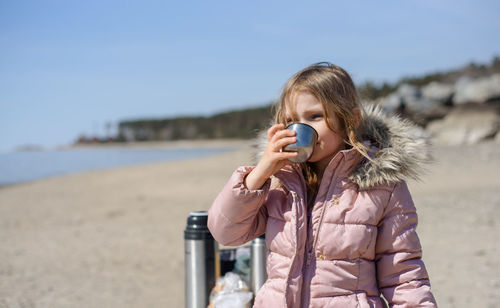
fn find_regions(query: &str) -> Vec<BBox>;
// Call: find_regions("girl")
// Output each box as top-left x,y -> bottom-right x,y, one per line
208,62 -> 437,307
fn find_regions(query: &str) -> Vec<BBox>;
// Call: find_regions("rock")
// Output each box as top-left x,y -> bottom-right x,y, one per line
422,82 -> 454,104
427,103 -> 500,145
398,83 -> 421,99
381,83 -> 449,126
404,98 -> 450,127
453,74 -> 500,105
381,83 -> 421,113
382,93 -> 402,112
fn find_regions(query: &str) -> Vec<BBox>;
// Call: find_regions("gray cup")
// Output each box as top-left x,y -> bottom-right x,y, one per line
283,123 -> 318,163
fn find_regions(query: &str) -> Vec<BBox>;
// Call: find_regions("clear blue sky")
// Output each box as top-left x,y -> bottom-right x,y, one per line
1,0 -> 499,151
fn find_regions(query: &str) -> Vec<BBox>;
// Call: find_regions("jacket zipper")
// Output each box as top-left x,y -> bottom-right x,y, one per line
310,171 -> 338,260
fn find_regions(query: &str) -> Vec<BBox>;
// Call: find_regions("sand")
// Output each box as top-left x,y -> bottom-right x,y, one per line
0,139 -> 498,307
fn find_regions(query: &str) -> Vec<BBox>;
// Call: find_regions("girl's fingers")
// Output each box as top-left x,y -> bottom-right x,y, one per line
273,152 -> 298,165
264,124 -> 298,166
272,136 -> 297,151
270,128 -> 296,145
276,151 -> 298,160
267,124 -> 285,140
267,124 -> 296,140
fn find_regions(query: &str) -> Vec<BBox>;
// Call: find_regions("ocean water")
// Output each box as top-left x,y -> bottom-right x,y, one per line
0,147 -> 228,186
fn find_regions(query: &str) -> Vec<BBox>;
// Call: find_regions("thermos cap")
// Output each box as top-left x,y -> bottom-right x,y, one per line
186,211 -> 208,228
184,211 -> 213,240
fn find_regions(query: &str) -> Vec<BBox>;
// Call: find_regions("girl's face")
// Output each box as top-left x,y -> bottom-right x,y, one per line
286,91 -> 346,172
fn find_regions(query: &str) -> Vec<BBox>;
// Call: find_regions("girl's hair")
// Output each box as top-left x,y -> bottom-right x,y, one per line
274,62 -> 371,206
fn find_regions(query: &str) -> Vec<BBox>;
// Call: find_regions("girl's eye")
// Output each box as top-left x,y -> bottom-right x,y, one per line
285,118 -> 293,124
312,114 -> 323,120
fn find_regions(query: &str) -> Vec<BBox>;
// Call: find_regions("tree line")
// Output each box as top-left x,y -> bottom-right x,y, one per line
117,105 -> 274,141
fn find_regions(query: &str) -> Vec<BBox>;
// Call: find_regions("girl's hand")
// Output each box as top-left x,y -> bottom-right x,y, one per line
245,124 -> 298,190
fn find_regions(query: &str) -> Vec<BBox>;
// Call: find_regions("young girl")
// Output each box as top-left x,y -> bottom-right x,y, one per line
208,63 -> 437,307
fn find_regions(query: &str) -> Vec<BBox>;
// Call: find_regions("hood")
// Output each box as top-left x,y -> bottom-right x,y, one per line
349,104 -> 432,188
252,104 -> 432,189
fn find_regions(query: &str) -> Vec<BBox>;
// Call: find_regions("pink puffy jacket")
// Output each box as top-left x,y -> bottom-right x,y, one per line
208,106 -> 437,307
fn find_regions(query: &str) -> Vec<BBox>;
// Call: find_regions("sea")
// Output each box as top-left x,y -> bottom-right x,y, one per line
0,146 -> 229,186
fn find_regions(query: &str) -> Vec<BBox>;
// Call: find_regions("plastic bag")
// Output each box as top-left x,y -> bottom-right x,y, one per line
208,272 -> 253,308
233,246 -> 251,283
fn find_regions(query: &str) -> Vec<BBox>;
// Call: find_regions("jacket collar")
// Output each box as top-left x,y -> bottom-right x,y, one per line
273,146 -> 362,195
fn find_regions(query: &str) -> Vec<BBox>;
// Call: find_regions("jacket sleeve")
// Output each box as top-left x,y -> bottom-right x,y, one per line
207,166 -> 270,246
375,182 -> 437,307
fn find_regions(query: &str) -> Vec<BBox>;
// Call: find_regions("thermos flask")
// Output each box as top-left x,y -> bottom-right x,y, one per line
184,211 -> 216,308
250,234 -> 268,294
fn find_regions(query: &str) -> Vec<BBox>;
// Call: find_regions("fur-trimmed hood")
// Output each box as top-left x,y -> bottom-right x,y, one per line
349,104 -> 432,188
254,104 -> 432,188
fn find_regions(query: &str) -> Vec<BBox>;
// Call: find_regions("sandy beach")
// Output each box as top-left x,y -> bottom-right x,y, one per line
0,139 -> 499,307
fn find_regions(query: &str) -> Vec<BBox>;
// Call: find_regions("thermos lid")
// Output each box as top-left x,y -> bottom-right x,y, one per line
184,211 -> 213,240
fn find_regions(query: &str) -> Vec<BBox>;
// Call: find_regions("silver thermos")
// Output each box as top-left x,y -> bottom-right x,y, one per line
184,211 -> 217,308
250,234 -> 267,294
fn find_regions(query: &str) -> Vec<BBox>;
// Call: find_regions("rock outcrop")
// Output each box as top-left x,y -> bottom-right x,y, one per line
375,74 -> 500,145
426,103 -> 500,145
453,74 -> 500,105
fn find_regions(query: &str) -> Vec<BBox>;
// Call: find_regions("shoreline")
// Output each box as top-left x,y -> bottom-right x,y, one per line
62,139 -> 252,151
1,140 -> 253,188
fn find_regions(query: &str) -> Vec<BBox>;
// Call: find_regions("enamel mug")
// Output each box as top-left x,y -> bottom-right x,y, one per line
283,123 -> 318,163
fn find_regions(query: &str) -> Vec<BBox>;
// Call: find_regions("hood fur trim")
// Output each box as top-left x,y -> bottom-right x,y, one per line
350,104 -> 432,188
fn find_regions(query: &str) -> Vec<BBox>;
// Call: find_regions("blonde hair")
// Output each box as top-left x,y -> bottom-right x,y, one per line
274,62 -> 371,205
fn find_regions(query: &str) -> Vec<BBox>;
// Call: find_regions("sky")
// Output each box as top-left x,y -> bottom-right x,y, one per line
1,0 -> 499,151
